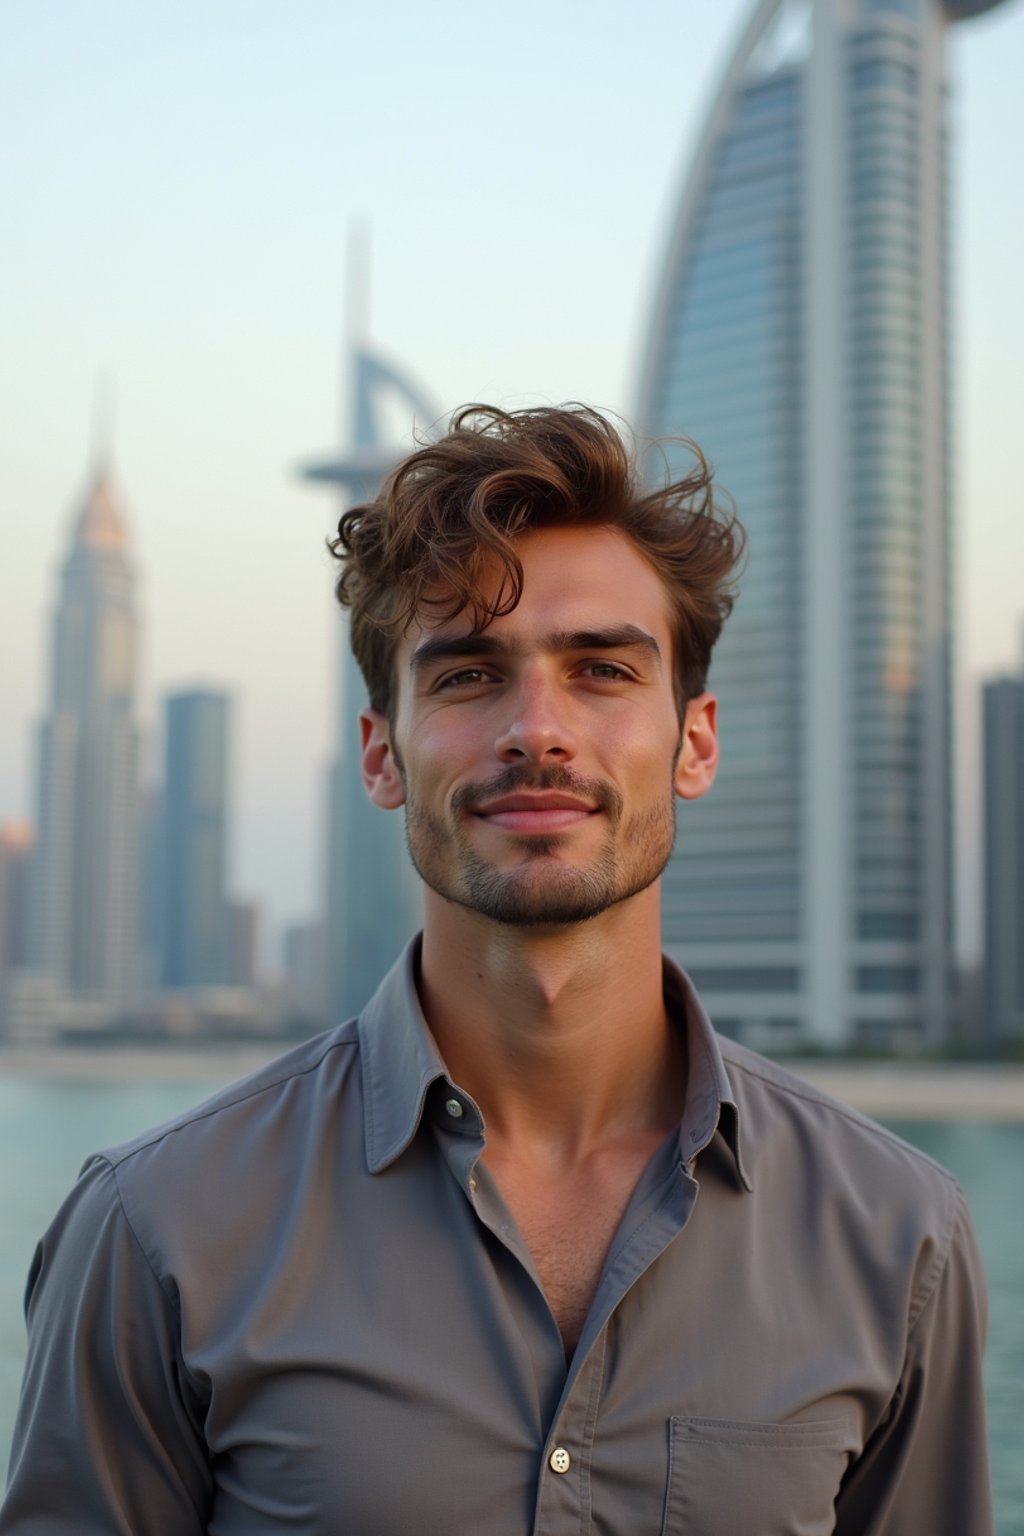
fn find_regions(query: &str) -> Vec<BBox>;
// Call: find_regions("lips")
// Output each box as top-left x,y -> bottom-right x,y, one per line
473,792 -> 597,833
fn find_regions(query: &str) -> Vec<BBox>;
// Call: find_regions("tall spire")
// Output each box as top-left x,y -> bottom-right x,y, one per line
30,392 -> 141,1008
75,477 -> 129,553
89,369 -> 116,479
346,218 -> 372,352
75,382 -> 128,553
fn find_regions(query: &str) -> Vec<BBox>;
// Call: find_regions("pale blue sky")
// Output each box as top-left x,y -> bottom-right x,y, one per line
2,0 -> 1021,960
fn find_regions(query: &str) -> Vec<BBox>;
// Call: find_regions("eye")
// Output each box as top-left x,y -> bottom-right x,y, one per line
436,666 -> 496,690
579,660 -> 631,681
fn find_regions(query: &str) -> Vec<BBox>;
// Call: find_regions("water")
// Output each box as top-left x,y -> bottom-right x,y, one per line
0,1075 -> 232,1481
1,1076 -> 1021,1531
884,1118 -> 1024,1535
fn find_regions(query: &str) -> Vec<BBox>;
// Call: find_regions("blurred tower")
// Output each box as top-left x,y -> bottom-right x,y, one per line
161,689 -> 230,988
282,918 -> 325,1018
0,823 -> 33,975
227,898 -> 261,988
637,0 -> 1011,1048
28,455 -> 141,1006
138,785 -> 164,993
982,650 -> 1024,1040
300,278 -> 440,1021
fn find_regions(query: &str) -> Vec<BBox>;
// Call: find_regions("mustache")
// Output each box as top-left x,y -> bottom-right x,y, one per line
452,765 -> 622,819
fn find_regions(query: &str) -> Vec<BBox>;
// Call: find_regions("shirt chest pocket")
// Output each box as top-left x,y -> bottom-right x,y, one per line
661,1416 -> 856,1536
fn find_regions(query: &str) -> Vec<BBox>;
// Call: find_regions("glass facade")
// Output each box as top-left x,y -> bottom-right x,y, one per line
983,673 -> 1024,1038
162,691 -> 230,989
633,0 -> 993,1043
846,17 -> 935,959
647,69 -> 804,957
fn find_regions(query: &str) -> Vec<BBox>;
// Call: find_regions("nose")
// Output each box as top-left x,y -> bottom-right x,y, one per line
494,671 -> 577,764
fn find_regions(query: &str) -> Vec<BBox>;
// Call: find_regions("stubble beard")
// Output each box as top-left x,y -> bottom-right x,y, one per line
398,761 -> 679,929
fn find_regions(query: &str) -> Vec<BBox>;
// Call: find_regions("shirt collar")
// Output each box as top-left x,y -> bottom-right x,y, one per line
663,954 -> 753,1192
359,936 -> 453,1174
359,935 -> 751,1191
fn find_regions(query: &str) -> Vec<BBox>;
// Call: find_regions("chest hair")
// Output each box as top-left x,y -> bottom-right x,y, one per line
488,1143 -> 661,1357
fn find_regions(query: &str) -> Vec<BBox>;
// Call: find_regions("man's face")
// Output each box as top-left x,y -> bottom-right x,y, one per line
361,525 -> 718,928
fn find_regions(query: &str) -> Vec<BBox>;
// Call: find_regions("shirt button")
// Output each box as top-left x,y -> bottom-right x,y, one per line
445,1098 -> 464,1119
549,1446 -> 571,1474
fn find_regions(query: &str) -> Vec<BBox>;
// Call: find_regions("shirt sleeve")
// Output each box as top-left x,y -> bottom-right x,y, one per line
833,1182 -> 993,1536
1,1156 -> 213,1535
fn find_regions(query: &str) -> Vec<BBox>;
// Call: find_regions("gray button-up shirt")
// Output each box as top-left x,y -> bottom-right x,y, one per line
2,941 -> 992,1534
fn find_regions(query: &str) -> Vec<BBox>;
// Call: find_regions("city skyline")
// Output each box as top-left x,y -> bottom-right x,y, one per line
2,0 -> 1021,965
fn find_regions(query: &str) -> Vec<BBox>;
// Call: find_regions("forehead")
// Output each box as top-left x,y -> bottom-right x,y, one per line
401,524 -> 674,656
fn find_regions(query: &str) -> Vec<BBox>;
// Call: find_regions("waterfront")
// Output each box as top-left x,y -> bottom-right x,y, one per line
1,1057 -> 1021,1530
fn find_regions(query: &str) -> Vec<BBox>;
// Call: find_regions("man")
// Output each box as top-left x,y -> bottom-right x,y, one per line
3,405 -> 991,1533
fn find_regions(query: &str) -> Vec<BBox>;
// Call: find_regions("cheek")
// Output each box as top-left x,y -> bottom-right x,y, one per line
399,724 -> 467,803
602,713 -> 680,773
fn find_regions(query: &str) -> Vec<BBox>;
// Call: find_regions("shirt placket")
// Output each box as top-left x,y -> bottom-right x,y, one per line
531,1160 -> 701,1535
435,1098 -> 603,1533
433,1082 -> 707,1536
531,1331 -> 607,1536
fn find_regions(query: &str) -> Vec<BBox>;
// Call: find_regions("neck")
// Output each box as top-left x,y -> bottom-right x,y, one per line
418,885 -> 684,1159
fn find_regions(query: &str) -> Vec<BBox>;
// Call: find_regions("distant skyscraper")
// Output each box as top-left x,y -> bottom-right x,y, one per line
227,898 -> 260,988
138,785 -> 164,994
0,823 -> 32,976
28,460 -> 141,1006
301,345 -> 439,1022
637,0 -> 1010,1048
982,654 -> 1024,1040
161,690 -> 230,989
0,822 -> 33,1036
282,919 -> 325,1019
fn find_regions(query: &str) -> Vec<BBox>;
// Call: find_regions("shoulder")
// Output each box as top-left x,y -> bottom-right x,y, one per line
88,1021 -> 364,1263
101,1018 -> 361,1173
26,1019 -> 380,1339
719,1037 -> 960,1200
718,1039 -> 965,1320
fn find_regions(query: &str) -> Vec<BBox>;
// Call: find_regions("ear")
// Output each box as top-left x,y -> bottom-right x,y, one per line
674,692 -> 719,802
360,709 -> 406,810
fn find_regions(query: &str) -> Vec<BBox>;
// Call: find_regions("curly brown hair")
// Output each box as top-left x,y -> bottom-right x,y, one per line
329,404 -> 744,718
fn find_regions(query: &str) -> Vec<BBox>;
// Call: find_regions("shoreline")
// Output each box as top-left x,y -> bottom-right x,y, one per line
1,1044 -> 1023,1120
0,1042 -> 286,1083
781,1061 -> 1024,1121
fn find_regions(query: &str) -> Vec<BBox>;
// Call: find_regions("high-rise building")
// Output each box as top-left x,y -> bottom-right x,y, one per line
138,785 -> 164,994
982,652 -> 1024,1040
0,823 -> 32,977
227,898 -> 261,989
161,689 -> 230,989
28,462 -> 141,1007
301,345 -> 440,1022
636,0 -> 1010,1048
282,918 -> 325,1019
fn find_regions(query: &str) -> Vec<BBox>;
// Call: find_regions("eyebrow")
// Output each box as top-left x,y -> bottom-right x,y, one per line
409,624 -> 663,674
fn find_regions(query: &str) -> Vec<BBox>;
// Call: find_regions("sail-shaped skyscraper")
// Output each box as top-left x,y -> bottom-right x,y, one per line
637,0 -> 1010,1047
